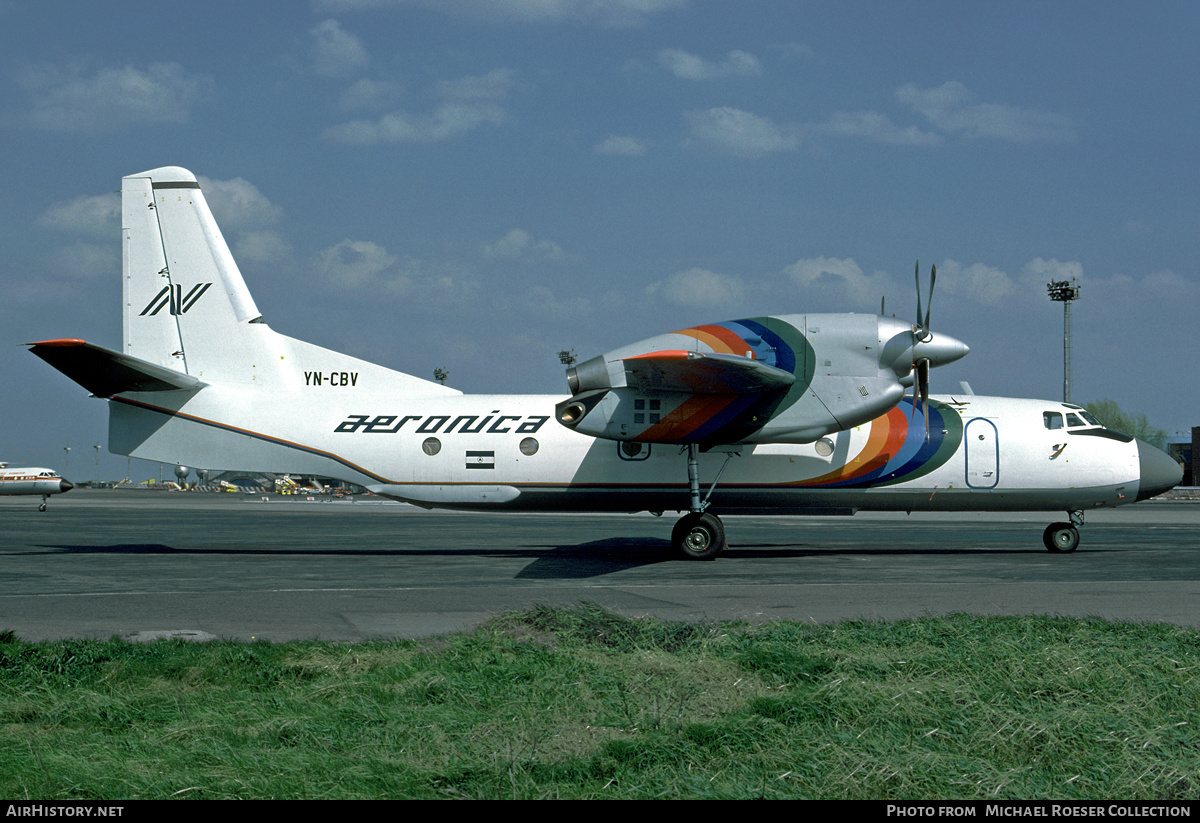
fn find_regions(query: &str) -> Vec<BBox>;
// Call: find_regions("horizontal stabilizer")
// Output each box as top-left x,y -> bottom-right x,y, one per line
623,350 -> 796,394
27,339 -> 204,396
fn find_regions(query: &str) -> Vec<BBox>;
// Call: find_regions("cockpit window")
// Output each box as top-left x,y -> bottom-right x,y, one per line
1066,413 -> 1086,427
1078,410 -> 1101,426
1044,412 -> 1064,430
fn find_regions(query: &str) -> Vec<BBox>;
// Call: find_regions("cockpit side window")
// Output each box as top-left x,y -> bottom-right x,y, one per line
1044,412 -> 1064,430
1066,413 -> 1086,427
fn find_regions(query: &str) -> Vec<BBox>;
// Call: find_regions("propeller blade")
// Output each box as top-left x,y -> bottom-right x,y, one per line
917,357 -> 931,440
914,260 -> 922,335
925,263 -> 936,330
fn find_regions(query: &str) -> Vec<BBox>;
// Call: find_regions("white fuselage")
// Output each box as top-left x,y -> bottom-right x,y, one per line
107,388 -> 1158,515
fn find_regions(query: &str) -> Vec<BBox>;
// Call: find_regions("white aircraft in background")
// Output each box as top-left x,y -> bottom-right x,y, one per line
29,166 -> 1181,558
0,463 -> 73,511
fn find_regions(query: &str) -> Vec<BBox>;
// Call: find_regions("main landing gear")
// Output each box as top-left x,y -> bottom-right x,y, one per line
670,444 -> 738,560
1043,510 -> 1084,552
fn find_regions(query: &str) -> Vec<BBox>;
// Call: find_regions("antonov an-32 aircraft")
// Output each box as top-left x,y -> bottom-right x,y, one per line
29,167 -> 1181,559
0,463 -> 73,511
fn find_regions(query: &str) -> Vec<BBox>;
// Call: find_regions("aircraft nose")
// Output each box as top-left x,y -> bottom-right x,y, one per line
60,479 -> 74,493
1135,440 -> 1182,502
913,332 -> 970,368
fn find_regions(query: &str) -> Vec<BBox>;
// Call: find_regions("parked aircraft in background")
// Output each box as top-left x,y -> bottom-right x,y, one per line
0,463 -> 73,511
28,167 -> 1181,558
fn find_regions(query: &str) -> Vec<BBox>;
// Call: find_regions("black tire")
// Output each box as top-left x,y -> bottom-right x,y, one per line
672,512 -> 726,560
1043,522 -> 1079,553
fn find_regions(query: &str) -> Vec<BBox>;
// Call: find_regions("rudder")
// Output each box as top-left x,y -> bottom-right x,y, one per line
122,166 -> 266,383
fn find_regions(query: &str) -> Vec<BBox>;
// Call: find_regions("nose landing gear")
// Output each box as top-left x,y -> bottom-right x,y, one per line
1043,510 -> 1084,552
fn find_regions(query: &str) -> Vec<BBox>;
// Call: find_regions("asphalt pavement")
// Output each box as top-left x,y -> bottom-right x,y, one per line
2,489 -> 1198,641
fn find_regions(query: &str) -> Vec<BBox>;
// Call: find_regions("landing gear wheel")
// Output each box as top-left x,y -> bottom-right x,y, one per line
672,512 -> 726,560
38,503 -> 47,512
1043,522 -> 1079,553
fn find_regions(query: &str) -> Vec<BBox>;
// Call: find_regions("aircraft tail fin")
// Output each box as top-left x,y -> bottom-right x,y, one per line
122,167 -> 261,375
121,166 -> 455,393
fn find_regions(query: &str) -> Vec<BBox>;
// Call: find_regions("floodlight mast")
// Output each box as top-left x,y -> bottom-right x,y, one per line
1046,279 -> 1082,403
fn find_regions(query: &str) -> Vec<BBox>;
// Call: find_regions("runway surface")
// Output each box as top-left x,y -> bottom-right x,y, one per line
3,489 -> 1199,641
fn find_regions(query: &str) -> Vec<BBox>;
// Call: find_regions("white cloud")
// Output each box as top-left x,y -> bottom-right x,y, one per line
594,135 -> 649,156
37,194 -> 119,238
483,228 -> 570,262
310,19 -> 369,78
897,82 -> 1076,143
435,68 -> 516,100
312,239 -> 482,303
646,268 -> 744,308
784,257 -> 893,308
934,259 -> 1017,305
325,69 -> 515,144
47,241 -> 119,280
17,61 -> 212,132
315,239 -> 396,289
657,49 -> 762,80
810,110 -> 941,146
234,231 -> 291,265
684,107 -> 798,157
197,176 -> 283,230
326,102 -> 507,144
339,78 -> 403,110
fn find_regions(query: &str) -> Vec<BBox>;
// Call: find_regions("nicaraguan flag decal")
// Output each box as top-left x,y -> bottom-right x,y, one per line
466,450 -> 495,469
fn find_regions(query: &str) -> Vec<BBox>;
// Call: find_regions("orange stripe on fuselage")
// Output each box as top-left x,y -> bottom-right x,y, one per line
798,405 -> 909,486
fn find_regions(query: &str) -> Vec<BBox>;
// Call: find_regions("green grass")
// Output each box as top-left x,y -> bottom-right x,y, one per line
1,607 -> 1197,799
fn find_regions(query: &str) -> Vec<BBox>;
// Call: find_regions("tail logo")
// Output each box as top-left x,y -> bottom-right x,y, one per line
139,283 -> 212,316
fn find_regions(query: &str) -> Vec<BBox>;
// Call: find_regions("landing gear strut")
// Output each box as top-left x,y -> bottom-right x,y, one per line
670,445 -> 737,560
39,495 -> 48,513
1043,510 -> 1083,553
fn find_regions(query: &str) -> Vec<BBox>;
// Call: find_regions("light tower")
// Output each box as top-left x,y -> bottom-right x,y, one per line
1046,278 -> 1082,403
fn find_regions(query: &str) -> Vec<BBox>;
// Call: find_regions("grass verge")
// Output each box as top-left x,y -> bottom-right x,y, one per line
1,607 -> 1197,799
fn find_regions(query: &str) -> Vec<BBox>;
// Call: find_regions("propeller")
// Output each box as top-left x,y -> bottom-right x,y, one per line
912,261 -> 938,439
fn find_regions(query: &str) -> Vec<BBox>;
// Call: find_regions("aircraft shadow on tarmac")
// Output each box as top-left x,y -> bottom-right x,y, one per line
31,537 -> 1074,583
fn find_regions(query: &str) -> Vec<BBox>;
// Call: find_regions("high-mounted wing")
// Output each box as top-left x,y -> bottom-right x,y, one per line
622,350 -> 796,394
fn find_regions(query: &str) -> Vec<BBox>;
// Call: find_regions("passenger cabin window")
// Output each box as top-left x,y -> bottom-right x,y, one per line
1044,412 -> 1064,430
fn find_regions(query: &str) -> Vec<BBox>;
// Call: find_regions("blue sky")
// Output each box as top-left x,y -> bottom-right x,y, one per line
2,0 -> 1197,481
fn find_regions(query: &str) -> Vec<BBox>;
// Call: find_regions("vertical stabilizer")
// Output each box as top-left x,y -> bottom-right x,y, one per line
120,166 -> 457,394
123,166 -> 262,378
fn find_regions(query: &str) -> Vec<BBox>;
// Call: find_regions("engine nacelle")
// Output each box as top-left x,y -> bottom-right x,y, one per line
555,313 -> 967,446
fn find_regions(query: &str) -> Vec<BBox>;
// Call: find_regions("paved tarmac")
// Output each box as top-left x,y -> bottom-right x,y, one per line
2,489 -> 1198,641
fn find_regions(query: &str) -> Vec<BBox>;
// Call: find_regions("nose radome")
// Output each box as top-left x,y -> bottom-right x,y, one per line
1135,440 -> 1182,501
